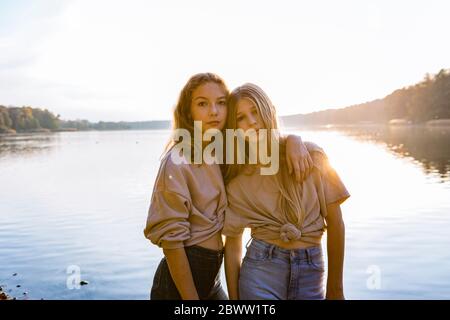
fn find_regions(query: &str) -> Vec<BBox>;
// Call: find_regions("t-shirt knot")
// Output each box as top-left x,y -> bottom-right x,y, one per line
280,223 -> 302,242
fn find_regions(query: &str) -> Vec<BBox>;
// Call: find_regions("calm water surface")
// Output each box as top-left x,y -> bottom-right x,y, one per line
1,127 -> 449,299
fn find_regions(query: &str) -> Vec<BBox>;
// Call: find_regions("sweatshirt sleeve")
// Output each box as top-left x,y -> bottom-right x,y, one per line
143,152 -> 192,249
144,190 -> 191,249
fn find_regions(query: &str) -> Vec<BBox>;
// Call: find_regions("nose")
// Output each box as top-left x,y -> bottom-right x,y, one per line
209,103 -> 218,116
248,114 -> 257,126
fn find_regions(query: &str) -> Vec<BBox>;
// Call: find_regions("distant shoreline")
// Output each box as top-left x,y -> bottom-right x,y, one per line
283,119 -> 450,130
0,127 -> 173,136
2,121 -> 450,137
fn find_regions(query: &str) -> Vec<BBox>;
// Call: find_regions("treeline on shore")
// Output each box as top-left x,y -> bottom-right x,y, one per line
0,105 -> 170,134
2,68 -> 450,134
281,68 -> 450,127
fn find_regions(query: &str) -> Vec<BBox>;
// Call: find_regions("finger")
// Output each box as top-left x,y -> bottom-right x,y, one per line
307,155 -> 314,175
299,160 -> 305,183
302,157 -> 309,179
293,161 -> 301,183
304,158 -> 311,179
287,156 -> 292,175
302,160 -> 308,182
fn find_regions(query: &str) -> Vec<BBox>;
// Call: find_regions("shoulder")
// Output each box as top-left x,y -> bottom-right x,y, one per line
301,140 -> 329,171
310,147 -> 348,195
161,143 -> 200,173
309,146 -> 332,175
304,141 -> 324,154
155,145 -> 193,193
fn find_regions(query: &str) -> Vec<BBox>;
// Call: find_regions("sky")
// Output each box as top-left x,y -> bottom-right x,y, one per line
0,0 -> 449,122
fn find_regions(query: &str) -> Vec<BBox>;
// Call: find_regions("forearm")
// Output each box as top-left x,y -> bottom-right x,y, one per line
224,236 -> 243,300
163,247 -> 199,300
326,220 -> 345,298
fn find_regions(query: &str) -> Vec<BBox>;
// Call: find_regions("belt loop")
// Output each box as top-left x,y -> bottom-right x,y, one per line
305,248 -> 311,264
268,245 -> 275,260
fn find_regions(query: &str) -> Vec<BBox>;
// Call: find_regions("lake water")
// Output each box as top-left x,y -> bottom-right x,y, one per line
1,126 -> 449,300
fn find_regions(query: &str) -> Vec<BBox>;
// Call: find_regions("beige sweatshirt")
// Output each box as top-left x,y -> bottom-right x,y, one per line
143,146 -> 227,249
222,144 -> 350,245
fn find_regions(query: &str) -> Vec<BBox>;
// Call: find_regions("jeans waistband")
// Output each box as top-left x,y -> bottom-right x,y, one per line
185,245 -> 224,259
248,238 -> 322,260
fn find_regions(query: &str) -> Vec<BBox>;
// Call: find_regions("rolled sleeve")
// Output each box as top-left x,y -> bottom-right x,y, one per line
144,190 -> 192,249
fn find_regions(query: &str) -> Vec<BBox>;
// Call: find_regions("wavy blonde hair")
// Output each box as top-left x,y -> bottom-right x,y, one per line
224,83 -> 305,227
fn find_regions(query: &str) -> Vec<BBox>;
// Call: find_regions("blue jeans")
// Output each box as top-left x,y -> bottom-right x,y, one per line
239,238 -> 325,300
151,245 -> 228,300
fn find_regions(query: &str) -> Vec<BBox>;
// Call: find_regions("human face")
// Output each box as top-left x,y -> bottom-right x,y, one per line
190,82 -> 227,132
235,98 -> 264,133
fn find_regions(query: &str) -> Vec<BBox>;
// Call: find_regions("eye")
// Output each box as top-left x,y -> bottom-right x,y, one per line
198,101 -> 208,107
218,99 -> 227,106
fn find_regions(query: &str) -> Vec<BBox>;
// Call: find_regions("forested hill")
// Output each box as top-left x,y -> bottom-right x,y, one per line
0,106 -> 170,134
281,68 -> 450,127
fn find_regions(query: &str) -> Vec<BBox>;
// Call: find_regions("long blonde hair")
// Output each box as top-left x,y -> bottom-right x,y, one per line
224,83 -> 305,227
163,73 -> 229,157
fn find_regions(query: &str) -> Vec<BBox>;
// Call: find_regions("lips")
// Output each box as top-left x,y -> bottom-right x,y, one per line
206,121 -> 220,126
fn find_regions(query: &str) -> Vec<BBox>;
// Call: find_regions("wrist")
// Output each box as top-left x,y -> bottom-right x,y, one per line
326,283 -> 344,299
326,292 -> 345,300
327,280 -> 343,290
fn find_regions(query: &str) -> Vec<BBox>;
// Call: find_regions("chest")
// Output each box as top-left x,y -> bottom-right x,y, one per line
241,174 -> 320,215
